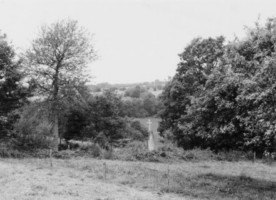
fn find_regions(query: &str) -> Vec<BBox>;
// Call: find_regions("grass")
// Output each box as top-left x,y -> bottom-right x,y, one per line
0,158 -> 275,200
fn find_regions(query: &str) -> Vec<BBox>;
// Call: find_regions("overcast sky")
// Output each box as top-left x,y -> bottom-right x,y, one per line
0,0 -> 275,84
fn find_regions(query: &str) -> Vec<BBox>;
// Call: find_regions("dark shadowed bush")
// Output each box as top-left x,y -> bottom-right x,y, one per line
0,146 -> 24,158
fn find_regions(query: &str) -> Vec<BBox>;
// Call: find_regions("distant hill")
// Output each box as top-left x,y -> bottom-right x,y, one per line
87,80 -> 168,97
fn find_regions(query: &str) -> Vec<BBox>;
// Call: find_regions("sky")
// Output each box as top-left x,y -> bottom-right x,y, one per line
0,0 -> 276,84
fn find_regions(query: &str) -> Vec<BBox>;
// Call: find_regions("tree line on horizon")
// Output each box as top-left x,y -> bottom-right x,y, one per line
88,79 -> 167,93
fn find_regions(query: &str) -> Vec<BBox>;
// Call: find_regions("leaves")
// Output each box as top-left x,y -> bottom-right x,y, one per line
160,18 -> 276,153
0,32 -> 29,137
25,19 -> 96,101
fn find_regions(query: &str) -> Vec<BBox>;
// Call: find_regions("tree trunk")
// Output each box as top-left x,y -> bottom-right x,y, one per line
52,64 -> 60,151
52,112 -> 59,151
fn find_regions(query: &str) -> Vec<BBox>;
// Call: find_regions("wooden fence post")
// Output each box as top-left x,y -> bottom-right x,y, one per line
253,151 -> 256,163
167,164 -> 170,192
103,162 -> 107,181
49,148 -> 53,167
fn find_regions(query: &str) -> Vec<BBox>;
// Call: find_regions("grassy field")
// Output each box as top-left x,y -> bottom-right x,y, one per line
0,158 -> 275,200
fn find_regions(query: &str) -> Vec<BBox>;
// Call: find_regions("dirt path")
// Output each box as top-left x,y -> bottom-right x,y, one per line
0,159 -> 187,200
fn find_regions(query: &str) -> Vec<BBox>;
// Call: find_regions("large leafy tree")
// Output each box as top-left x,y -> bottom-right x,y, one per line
159,37 -> 225,148
25,19 -> 96,150
232,18 -> 276,153
0,33 -> 28,138
160,18 -> 276,153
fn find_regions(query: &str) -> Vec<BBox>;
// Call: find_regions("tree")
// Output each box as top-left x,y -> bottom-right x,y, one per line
142,92 -> 158,116
88,90 -> 125,139
124,85 -> 146,98
0,32 -> 29,138
159,36 -> 225,148
25,19 -> 96,150
160,18 -> 276,154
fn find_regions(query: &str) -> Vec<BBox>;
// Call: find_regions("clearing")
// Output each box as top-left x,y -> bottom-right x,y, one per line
0,158 -> 275,200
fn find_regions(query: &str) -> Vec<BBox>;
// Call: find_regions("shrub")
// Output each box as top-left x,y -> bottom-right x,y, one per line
54,150 -> 76,159
113,140 -> 255,162
0,146 -> 24,158
68,142 -> 80,149
120,120 -> 148,142
113,141 -> 167,162
113,141 -> 147,161
130,120 -> 148,138
124,126 -> 145,141
13,103 -> 53,149
215,150 -> 254,161
58,143 -> 69,151
135,150 -> 163,162
101,150 -> 113,159
0,140 -> 27,158
83,143 -> 102,158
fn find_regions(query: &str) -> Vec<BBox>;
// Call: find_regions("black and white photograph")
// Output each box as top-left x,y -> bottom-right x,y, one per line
0,0 -> 275,199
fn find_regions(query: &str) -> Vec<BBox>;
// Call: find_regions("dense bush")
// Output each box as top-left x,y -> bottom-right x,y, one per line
63,109 -> 87,141
59,90 -> 127,148
121,98 -> 148,118
62,91 -> 151,147
128,120 -> 148,140
0,141 -> 24,158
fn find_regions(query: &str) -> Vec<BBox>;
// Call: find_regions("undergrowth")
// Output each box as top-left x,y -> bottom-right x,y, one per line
0,139 -> 268,163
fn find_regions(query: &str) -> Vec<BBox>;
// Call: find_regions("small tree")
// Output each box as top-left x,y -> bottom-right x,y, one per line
25,19 -> 96,150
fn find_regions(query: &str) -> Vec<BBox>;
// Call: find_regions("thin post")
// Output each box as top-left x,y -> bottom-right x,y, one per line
253,151 -> 256,163
147,119 -> 155,151
103,162 -> 107,181
167,164 -> 170,192
147,119 -> 152,132
49,148 -> 53,167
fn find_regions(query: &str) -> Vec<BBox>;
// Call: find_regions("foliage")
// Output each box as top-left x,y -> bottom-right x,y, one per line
159,36 -> 225,149
116,120 -> 148,142
121,98 -> 148,117
25,19 -> 96,98
0,33 -> 29,138
124,85 -> 146,98
112,140 -> 253,162
85,90 -> 126,145
160,18 -> 276,153
60,90 -> 151,148
63,108 -> 87,141
130,120 -> 148,138
122,90 -> 161,117
60,90 -> 127,148
89,80 -> 167,93
13,102 -> 53,149
141,92 -> 160,116
25,19 -> 96,150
